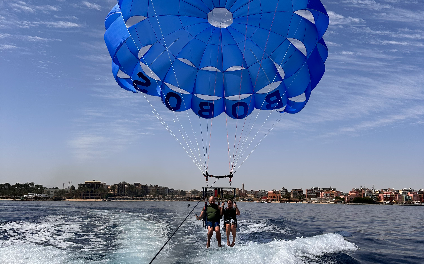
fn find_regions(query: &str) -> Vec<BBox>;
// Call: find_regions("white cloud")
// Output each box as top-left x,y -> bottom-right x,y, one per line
77,54 -> 111,63
372,40 -> 424,47
321,105 -> 424,137
378,7 -> 424,23
10,2 -> 35,12
341,0 -> 424,24
43,5 -> 60,12
69,135 -> 109,160
68,100 -> 158,161
82,1 -> 102,11
24,35 -> 61,42
0,33 -> 61,47
53,15 -> 79,20
41,21 -> 81,28
360,27 -> 424,41
328,11 -> 364,25
5,19 -> 82,29
0,33 -> 12,38
342,0 -> 392,10
0,44 -> 17,50
9,1 -> 60,13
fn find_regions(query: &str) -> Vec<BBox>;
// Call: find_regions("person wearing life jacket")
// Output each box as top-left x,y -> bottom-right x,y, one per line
196,196 -> 223,248
222,200 -> 240,247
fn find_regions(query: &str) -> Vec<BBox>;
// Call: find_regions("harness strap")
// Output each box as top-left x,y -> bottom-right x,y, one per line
203,201 -> 207,229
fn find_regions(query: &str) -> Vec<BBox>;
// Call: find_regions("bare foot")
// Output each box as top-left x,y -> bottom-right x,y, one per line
218,243 -> 222,247
231,242 -> 235,247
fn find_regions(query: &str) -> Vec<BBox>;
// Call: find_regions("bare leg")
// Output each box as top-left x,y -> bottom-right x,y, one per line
231,224 -> 237,247
215,226 -> 222,247
207,227 -> 213,248
225,224 -> 231,246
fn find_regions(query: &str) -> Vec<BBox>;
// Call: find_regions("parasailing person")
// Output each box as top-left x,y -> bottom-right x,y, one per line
196,196 -> 223,248
223,199 -> 240,247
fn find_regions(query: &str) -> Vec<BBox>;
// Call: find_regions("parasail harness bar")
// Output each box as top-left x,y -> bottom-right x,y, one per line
203,171 -> 234,185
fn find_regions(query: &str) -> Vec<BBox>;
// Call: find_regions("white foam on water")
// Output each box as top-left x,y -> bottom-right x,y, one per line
192,233 -> 357,264
105,212 -> 172,264
0,209 -> 357,263
238,219 -> 291,235
0,215 -> 80,249
0,216 -> 79,263
0,244 -> 69,264
0,210 -> 168,264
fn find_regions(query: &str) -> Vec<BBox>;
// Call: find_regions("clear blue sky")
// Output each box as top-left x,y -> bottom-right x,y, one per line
1,0 -> 423,192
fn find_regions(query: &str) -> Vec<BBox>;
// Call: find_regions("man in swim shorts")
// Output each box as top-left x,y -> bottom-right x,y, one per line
196,196 -> 223,248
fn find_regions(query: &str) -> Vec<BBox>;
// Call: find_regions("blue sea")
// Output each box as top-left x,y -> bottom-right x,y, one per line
0,201 -> 423,263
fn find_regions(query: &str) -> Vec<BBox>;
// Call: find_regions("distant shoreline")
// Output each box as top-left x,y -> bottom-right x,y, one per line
1,199 -> 422,205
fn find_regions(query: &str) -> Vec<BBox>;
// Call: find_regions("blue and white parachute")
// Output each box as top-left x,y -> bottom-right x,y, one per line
105,0 -> 329,120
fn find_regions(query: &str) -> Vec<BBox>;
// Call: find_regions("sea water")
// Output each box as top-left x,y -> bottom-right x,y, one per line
0,201 -> 423,263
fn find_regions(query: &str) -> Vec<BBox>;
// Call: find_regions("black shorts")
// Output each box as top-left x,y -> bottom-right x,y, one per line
224,218 -> 237,226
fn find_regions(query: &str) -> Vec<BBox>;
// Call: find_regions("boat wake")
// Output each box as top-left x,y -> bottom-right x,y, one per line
0,204 -> 358,264
194,233 -> 357,264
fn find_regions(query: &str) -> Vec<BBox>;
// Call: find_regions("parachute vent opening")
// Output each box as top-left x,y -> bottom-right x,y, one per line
178,58 -> 196,68
195,94 -> 221,101
294,10 -> 315,24
288,38 -> 307,56
201,66 -> 221,72
256,81 -> 282,94
226,66 -> 245,72
289,93 -> 307,103
117,70 -> 130,79
273,61 -> 285,79
226,94 -> 251,100
208,8 -> 233,28
165,82 -> 190,94
278,105 -> 287,112
140,62 -> 160,81
125,16 -> 146,27
138,45 -> 152,58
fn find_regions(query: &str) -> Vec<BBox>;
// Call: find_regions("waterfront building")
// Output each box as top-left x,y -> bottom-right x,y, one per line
255,190 -> 268,200
280,187 -> 289,196
346,187 -> 374,203
267,190 -> 280,202
244,190 -> 256,200
379,190 -> 394,203
134,183 -> 149,196
43,188 -> 62,198
378,189 -> 402,203
407,191 -> 420,202
305,187 -> 342,203
346,189 -> 361,202
306,187 -> 321,199
290,189 -> 303,201
319,188 -> 342,203
78,180 -> 107,199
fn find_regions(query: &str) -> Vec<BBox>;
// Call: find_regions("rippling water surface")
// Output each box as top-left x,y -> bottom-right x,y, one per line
0,201 -> 423,263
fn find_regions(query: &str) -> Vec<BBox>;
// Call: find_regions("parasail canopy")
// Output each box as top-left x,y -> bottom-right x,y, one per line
104,0 -> 329,120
